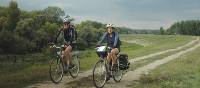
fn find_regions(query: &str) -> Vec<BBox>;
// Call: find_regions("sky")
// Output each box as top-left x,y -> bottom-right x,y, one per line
0,0 -> 200,29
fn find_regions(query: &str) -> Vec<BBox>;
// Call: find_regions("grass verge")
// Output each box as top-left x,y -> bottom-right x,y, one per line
131,44 -> 200,88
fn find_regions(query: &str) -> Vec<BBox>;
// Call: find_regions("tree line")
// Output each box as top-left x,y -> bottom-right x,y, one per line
2,1 -> 198,55
166,20 -> 200,35
0,1 -> 134,54
158,20 -> 200,35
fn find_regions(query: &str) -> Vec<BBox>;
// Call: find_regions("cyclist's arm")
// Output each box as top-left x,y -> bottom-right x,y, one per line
98,33 -> 107,46
113,32 -> 119,48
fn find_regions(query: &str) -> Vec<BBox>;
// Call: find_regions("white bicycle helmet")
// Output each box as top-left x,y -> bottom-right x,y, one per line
63,17 -> 71,24
106,24 -> 114,28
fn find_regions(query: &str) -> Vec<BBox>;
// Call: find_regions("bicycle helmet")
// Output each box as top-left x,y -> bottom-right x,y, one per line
63,17 -> 71,24
106,24 -> 114,28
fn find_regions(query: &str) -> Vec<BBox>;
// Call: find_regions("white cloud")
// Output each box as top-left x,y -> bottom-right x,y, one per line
1,0 -> 200,29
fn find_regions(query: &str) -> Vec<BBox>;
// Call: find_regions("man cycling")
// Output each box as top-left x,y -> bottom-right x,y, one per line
98,24 -> 120,71
55,16 -> 77,69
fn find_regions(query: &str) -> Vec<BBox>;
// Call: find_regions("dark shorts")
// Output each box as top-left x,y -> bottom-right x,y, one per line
61,43 -> 76,51
107,48 -> 120,54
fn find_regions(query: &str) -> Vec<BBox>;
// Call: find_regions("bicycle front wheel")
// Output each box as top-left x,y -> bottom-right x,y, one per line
49,58 -> 64,84
92,59 -> 107,88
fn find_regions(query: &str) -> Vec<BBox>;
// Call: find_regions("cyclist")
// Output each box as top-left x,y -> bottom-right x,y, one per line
55,16 -> 78,69
97,23 -> 121,71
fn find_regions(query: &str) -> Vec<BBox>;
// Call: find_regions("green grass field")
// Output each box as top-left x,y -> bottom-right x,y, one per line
0,54 -> 49,88
0,34 -> 196,88
131,45 -> 200,88
120,34 -> 196,58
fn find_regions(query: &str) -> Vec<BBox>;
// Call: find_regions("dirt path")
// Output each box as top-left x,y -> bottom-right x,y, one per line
26,38 -> 199,88
129,38 -> 199,63
104,39 -> 200,88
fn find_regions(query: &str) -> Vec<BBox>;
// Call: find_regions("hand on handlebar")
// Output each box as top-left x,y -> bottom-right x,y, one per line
48,42 -> 54,45
49,42 -> 56,48
96,44 -> 100,47
108,46 -> 114,49
72,40 -> 77,44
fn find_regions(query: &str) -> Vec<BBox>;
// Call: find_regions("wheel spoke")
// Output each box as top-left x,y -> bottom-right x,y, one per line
49,58 -> 64,83
113,59 -> 123,82
69,55 -> 80,78
93,60 -> 107,88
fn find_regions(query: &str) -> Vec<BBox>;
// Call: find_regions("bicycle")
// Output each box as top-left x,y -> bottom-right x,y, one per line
92,45 -> 123,88
49,43 -> 80,84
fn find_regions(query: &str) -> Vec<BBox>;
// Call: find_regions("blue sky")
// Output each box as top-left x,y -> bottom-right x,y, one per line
1,0 -> 200,29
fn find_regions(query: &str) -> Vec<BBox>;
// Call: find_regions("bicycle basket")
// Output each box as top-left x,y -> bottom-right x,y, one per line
96,46 -> 107,57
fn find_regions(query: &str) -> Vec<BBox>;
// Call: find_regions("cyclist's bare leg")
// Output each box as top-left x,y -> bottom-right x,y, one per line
68,45 -> 73,65
65,45 -> 72,65
111,48 -> 119,66
107,53 -> 112,69
107,53 -> 110,61
107,53 -> 112,64
61,51 -> 68,64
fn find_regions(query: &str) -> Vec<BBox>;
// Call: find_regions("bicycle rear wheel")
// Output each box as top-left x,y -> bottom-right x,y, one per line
69,54 -> 80,78
113,58 -> 123,82
92,59 -> 107,88
49,58 -> 64,84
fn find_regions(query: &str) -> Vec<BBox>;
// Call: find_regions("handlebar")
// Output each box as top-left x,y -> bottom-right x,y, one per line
95,46 -> 112,50
49,42 -> 55,46
49,42 -> 62,49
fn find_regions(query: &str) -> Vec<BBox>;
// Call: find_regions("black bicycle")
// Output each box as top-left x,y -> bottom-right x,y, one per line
49,43 -> 80,84
92,46 -> 123,88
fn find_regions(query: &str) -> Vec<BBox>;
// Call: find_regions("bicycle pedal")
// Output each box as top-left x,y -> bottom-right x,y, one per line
63,70 -> 68,74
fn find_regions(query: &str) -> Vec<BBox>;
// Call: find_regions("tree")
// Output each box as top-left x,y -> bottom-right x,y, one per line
160,27 -> 165,35
0,30 -> 34,54
167,20 -> 200,36
7,0 -> 20,31
0,6 -> 7,17
78,26 -> 98,48
40,22 -> 58,42
75,20 -> 104,49
43,6 -> 65,23
0,17 -> 8,31
15,18 -> 36,40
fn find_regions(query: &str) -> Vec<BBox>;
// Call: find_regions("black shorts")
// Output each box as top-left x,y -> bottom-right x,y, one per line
61,43 -> 76,51
107,47 -> 120,53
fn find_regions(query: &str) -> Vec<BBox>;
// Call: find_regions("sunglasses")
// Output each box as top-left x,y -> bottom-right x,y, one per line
64,23 -> 69,25
107,27 -> 113,29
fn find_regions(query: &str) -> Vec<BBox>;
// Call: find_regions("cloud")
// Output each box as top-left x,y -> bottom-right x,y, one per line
0,0 -> 200,29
